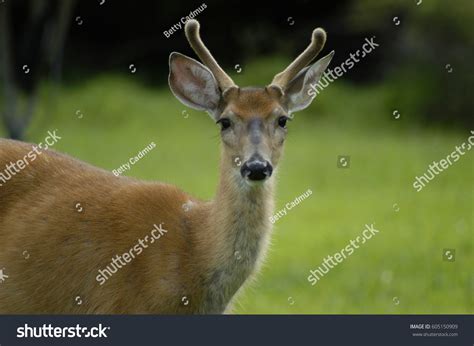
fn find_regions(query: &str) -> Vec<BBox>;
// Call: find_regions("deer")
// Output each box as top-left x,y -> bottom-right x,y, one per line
0,19 -> 333,314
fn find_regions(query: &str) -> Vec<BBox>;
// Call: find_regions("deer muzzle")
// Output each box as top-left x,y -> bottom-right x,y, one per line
240,155 -> 273,181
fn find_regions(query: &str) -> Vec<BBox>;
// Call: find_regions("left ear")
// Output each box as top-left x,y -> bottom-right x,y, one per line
284,51 -> 334,113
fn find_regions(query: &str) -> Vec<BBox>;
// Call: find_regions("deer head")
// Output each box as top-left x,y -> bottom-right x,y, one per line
169,20 -> 334,184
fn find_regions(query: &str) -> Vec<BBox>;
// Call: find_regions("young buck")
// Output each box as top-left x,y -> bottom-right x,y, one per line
0,20 -> 333,313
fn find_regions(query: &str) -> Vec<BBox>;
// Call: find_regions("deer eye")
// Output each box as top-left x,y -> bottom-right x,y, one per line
278,116 -> 289,128
217,118 -> 232,131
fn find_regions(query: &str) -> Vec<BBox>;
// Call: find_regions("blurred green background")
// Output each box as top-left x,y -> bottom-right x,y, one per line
0,0 -> 472,313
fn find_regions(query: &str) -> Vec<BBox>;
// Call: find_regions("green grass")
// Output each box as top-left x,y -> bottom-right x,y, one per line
1,57 -> 472,314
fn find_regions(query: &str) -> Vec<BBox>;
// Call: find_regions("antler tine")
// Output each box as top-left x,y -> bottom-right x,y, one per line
271,28 -> 327,89
184,19 -> 236,91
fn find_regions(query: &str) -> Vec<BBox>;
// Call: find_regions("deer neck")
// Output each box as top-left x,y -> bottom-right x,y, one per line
199,153 -> 275,313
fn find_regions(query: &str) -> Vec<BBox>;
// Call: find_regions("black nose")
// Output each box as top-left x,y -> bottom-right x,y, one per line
240,158 -> 273,181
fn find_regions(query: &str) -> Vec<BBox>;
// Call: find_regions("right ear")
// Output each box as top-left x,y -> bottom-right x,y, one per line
168,52 -> 221,117
283,51 -> 334,113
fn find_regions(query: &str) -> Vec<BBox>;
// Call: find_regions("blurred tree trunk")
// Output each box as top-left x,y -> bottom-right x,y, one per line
47,0 -> 76,83
0,0 -> 76,140
0,3 -> 22,139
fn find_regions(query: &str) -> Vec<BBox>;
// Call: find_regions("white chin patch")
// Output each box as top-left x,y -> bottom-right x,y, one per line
182,200 -> 195,212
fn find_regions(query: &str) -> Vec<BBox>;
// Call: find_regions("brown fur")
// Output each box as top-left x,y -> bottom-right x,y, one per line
0,91 -> 278,314
0,139 -> 200,313
0,19 -> 331,313
221,87 -> 283,119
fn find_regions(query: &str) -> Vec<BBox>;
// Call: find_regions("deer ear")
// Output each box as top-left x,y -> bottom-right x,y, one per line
169,52 -> 221,116
284,51 -> 334,113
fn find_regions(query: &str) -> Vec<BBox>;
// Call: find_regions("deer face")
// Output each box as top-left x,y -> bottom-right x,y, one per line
169,20 -> 333,184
